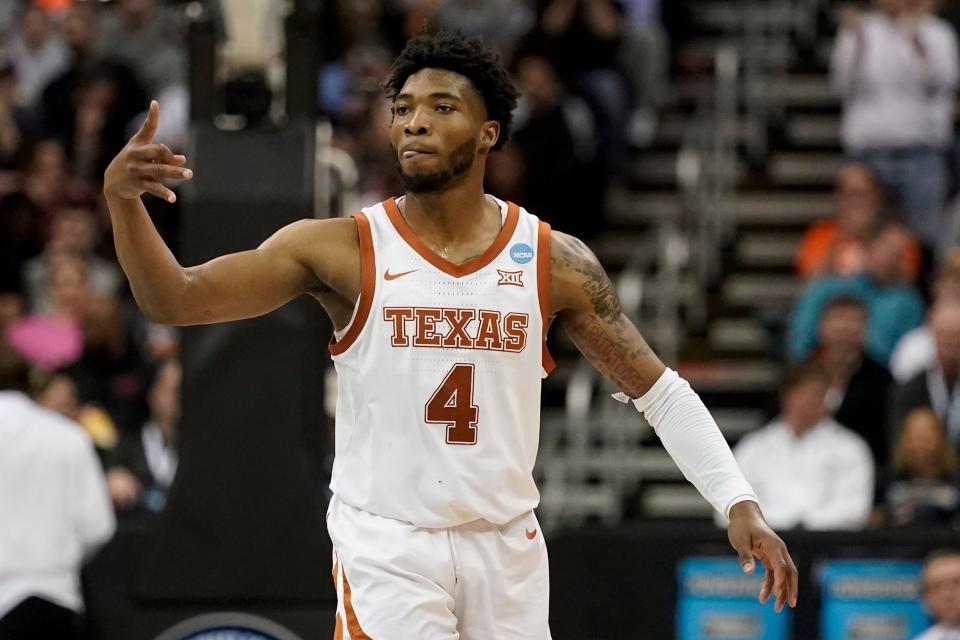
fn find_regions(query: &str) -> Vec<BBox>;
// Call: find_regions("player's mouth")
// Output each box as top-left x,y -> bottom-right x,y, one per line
401,146 -> 437,159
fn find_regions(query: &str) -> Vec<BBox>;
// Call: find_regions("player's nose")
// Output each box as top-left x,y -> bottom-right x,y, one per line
405,107 -> 432,135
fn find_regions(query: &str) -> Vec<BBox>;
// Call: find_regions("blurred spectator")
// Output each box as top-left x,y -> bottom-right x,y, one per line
106,358 -> 179,513
732,361 -> 874,531
915,549 -> 960,639
812,296 -> 894,468
0,341 -> 114,640
498,52 -> 601,238
795,163 -> 921,280
0,60 -> 40,173
97,0 -> 184,97
5,253 -> 88,370
140,322 -> 178,362
523,0 -> 630,175
7,2 -> 68,108
9,250 -> 140,436
0,2 -> 18,41
0,260 -> 25,336
0,190 -> 45,278
873,408 -> 959,527
831,0 -> 959,252
21,139 -> 93,221
31,367 -> 119,452
40,3 -> 147,177
327,44 -> 400,204
427,0 -> 534,56
32,367 -> 81,419
97,0 -> 187,149
23,207 -> 121,314
34,0 -> 75,16
892,249 -> 960,382
618,0 -> 667,147
789,224 -> 925,363
892,300 -> 960,450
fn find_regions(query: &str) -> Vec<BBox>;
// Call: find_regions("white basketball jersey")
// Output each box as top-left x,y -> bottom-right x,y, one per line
329,196 -> 554,528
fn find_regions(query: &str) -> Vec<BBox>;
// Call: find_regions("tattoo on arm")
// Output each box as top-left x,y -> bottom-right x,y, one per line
565,313 -> 656,396
552,233 -> 661,397
552,233 -> 623,321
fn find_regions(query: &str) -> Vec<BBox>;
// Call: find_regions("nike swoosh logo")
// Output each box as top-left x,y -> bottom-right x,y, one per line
384,268 -> 418,281
525,528 -> 538,540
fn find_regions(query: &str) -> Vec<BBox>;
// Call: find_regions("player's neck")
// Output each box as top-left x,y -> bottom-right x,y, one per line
400,179 -> 495,245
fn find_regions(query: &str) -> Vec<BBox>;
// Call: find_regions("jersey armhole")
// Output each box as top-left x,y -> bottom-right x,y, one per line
329,212 -> 375,356
537,220 -> 556,376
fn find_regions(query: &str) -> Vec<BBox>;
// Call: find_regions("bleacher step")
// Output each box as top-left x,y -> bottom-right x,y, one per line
736,232 -> 802,268
708,317 -> 771,353
769,152 -> 847,187
787,114 -> 841,148
723,273 -> 803,308
643,485 -> 714,518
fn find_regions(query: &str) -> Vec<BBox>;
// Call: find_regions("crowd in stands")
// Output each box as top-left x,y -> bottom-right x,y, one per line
0,0 -> 959,636
0,0 -> 188,521
738,0 -> 960,535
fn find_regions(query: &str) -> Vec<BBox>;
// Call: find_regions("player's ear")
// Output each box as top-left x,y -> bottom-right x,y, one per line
479,120 -> 499,153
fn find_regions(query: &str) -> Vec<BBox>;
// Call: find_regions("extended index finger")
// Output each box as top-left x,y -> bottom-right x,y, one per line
133,100 -> 160,143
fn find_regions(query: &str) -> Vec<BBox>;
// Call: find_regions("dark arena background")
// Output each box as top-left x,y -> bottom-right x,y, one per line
1,0 -> 960,639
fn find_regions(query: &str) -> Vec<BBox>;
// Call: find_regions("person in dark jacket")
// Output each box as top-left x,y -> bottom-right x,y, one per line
105,358 -> 179,513
892,300 -> 960,454
812,295 -> 894,468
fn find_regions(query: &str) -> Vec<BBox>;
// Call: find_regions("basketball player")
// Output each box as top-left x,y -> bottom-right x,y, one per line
103,32 -> 797,639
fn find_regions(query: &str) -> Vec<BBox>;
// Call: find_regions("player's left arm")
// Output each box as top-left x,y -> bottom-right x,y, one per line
549,230 -> 798,612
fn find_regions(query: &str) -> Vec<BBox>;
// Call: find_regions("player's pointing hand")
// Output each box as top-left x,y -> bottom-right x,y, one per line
104,100 -> 193,204
726,500 -> 798,613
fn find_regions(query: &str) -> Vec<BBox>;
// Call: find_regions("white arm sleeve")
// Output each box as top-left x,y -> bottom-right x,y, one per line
615,368 -> 759,518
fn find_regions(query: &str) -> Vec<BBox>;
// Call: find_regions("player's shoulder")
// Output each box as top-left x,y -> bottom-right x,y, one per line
263,216 -> 360,255
548,230 -> 617,315
550,230 -> 601,272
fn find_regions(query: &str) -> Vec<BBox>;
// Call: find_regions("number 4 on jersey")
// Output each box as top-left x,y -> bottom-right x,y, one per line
425,363 -> 479,445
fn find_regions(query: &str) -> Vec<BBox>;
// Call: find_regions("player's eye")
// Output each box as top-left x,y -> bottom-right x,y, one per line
392,105 -> 410,116
436,104 -> 454,113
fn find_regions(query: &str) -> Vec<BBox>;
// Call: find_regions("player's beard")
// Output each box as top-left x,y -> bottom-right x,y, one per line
394,139 -> 476,194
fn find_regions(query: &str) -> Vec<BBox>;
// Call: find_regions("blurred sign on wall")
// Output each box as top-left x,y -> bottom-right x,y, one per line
819,559 -> 930,640
677,557 -> 791,640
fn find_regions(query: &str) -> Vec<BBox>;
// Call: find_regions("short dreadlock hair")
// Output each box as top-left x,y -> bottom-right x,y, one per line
384,31 -> 519,151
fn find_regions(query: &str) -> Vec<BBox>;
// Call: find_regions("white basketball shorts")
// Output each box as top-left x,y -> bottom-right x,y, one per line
326,494 -> 551,639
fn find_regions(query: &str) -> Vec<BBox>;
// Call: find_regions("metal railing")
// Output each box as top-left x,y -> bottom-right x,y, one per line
313,120 -> 359,218
536,0 -> 833,530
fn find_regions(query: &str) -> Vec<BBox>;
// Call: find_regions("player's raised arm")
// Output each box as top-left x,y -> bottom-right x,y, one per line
550,230 -> 799,612
103,101 -> 358,326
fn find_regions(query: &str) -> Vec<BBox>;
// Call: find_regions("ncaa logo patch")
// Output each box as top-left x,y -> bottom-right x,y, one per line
510,243 -> 534,264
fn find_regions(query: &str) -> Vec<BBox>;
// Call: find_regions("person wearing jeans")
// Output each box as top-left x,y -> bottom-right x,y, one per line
831,0 -> 959,254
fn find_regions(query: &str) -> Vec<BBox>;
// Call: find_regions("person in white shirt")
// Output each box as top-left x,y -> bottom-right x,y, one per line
7,3 -> 68,108
915,549 -> 960,640
0,343 -> 115,639
831,0 -> 959,252
892,252 -> 960,383
893,301 -> 960,452
732,361 -> 875,530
